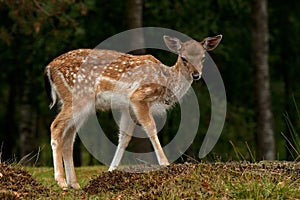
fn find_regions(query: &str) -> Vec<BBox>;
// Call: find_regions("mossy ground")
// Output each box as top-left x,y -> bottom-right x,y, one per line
0,161 -> 299,199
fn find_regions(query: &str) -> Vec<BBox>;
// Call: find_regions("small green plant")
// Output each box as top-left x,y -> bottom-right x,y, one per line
282,96 -> 300,161
229,140 -> 256,162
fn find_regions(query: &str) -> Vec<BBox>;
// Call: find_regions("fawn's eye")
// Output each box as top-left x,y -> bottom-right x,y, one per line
181,57 -> 188,62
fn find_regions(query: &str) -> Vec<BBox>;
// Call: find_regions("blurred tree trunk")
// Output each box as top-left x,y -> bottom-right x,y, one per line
126,0 -> 146,55
125,0 -> 153,154
251,0 -> 275,160
18,78 -> 37,165
2,78 -> 17,162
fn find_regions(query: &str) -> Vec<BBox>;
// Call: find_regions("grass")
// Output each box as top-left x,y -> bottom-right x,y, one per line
282,96 -> 300,161
20,161 -> 300,199
26,165 -> 105,187
25,165 -> 106,199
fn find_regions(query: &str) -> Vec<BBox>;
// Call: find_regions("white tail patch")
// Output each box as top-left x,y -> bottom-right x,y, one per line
46,66 -> 58,109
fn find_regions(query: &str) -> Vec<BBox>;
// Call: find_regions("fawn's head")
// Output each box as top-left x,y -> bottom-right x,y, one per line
163,35 -> 222,80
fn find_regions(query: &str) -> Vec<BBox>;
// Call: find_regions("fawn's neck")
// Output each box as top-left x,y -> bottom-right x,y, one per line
168,56 -> 193,100
173,56 -> 192,81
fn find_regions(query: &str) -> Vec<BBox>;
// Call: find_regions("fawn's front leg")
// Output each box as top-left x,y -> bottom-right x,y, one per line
109,110 -> 136,171
131,101 -> 169,166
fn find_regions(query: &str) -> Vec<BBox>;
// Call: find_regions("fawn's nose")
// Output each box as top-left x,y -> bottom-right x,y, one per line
192,71 -> 201,80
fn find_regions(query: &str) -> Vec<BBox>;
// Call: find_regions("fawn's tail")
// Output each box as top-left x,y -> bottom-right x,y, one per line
44,66 -> 58,109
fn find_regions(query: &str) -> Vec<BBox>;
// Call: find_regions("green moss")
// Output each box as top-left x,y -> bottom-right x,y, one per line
20,162 -> 300,199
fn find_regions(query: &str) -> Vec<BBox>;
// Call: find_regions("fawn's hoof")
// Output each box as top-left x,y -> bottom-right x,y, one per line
69,182 -> 81,190
159,160 -> 170,166
108,166 -> 117,172
57,180 -> 68,190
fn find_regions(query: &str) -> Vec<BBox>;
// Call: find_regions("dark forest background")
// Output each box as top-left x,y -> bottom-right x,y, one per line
0,0 -> 299,166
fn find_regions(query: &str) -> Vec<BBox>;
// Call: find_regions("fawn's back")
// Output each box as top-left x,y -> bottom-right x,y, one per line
45,49 -> 182,114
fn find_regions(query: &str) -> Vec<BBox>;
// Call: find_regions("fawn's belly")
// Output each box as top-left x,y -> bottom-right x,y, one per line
95,91 -> 129,110
95,91 -> 169,115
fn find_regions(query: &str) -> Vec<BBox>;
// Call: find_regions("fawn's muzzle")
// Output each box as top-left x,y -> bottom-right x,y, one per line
192,72 -> 201,80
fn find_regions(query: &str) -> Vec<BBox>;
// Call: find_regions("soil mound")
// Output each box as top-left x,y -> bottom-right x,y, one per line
83,163 -> 196,197
0,162 -> 49,199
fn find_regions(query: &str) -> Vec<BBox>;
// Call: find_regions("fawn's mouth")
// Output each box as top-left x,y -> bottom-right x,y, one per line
192,72 -> 201,80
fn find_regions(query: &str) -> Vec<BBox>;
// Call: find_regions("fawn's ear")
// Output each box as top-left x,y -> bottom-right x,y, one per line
163,35 -> 182,53
201,35 -> 222,51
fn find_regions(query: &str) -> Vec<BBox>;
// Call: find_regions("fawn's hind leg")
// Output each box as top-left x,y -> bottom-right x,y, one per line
51,107 -> 73,189
62,125 -> 80,189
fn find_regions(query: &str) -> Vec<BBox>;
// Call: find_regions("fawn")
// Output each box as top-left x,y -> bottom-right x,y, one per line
44,34 -> 222,189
